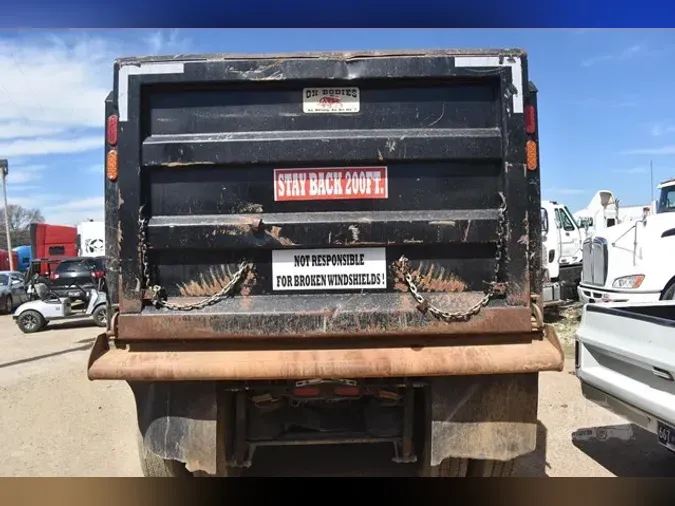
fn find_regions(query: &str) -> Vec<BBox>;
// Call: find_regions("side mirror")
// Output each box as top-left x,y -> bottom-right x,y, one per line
11,279 -> 21,286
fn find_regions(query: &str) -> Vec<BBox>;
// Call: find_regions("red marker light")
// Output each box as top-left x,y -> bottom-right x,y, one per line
107,114 -> 118,146
525,105 -> 536,134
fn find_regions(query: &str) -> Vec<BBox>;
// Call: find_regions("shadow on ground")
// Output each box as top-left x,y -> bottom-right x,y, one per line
572,423 -> 675,477
0,342 -> 93,369
513,420 -> 549,477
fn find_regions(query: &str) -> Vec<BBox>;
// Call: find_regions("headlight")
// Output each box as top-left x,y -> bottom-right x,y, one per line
612,275 -> 645,289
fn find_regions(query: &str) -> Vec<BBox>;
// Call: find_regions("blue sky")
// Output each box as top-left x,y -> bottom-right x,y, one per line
0,29 -> 674,224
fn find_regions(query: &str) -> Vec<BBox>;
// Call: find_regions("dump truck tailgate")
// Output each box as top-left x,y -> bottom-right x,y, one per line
106,50 -> 535,342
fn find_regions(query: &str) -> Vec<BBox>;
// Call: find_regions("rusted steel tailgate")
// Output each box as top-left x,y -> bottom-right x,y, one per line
106,49 -> 538,341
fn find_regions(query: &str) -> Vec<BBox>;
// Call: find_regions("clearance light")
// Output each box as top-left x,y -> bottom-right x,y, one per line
107,114 -> 118,146
526,140 -> 538,170
525,105 -> 536,134
106,149 -> 119,181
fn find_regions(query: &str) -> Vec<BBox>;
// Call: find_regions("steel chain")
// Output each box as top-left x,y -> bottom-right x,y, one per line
138,192 -> 506,317
138,206 -> 249,311
394,192 -> 508,322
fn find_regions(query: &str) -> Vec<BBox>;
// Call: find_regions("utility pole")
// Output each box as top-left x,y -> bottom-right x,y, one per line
0,159 -> 13,271
650,160 -> 654,205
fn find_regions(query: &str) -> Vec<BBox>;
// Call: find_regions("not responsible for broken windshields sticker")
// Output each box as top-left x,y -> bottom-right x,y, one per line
274,167 -> 388,202
272,247 -> 387,291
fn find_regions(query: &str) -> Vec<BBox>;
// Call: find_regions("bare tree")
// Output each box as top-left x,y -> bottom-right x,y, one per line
0,204 -> 44,249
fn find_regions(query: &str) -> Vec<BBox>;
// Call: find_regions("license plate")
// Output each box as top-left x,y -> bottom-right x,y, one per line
657,421 -> 675,451
272,247 -> 387,291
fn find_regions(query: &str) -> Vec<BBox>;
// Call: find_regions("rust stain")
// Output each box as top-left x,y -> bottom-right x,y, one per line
239,269 -> 257,297
265,225 -> 295,246
178,265 -> 256,297
414,262 -> 467,293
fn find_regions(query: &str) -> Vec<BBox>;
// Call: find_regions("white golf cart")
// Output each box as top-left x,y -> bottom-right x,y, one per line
13,282 -> 107,334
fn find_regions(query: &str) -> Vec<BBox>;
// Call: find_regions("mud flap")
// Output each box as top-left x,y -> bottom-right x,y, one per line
131,381 -> 222,475
428,373 -> 539,465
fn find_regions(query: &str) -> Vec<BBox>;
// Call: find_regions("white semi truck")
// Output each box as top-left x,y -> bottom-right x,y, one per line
578,178 -> 675,304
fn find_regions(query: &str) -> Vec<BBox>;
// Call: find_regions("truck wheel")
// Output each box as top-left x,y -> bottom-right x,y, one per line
137,431 -> 193,477
427,458 -> 515,477
17,310 -> 46,334
466,459 -> 516,477
92,306 -> 107,327
662,284 -> 675,301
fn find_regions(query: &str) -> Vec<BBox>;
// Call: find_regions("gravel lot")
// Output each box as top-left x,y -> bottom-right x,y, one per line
0,309 -> 673,477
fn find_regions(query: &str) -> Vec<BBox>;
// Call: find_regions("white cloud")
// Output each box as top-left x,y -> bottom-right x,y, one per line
581,44 -> 646,67
9,193 -> 63,209
0,136 -> 103,157
41,196 -> 104,225
5,164 -> 46,184
47,196 -> 103,211
143,30 -> 186,55
544,187 -> 585,195
621,145 -> 675,155
0,30 -> 190,158
7,184 -> 41,192
0,121 -> 66,139
650,123 -> 675,137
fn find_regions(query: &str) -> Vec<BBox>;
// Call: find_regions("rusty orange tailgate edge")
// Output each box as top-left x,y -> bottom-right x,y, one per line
88,325 -> 564,381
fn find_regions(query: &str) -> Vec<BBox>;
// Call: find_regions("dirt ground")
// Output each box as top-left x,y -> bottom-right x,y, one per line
0,310 -> 673,477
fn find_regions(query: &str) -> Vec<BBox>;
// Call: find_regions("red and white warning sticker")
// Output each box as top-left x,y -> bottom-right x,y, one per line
274,167 -> 388,202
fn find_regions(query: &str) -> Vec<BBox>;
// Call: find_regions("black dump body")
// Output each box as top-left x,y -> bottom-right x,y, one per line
105,49 -> 542,342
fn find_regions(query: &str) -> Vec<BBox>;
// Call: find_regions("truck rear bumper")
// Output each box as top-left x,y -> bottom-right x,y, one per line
88,325 -> 564,381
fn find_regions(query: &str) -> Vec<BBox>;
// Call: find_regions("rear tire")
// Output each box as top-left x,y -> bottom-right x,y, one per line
5,296 -> 13,314
92,306 -> 107,327
426,458 -> 516,477
17,310 -> 46,334
662,283 -> 675,301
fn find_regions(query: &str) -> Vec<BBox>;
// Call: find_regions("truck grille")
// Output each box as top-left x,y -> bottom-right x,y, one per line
581,237 -> 607,286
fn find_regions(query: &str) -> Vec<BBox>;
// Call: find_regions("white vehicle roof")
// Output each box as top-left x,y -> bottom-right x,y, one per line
657,178 -> 675,190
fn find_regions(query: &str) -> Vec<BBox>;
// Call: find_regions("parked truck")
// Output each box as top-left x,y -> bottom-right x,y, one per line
573,190 -> 620,240
578,178 -> 675,304
30,223 -> 77,260
575,301 -> 675,454
541,200 -> 583,306
87,49 -> 564,477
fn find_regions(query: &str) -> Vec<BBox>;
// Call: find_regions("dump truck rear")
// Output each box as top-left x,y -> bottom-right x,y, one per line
89,49 -> 563,477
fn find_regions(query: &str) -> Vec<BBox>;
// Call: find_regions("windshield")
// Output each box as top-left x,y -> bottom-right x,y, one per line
657,186 -> 675,213
0,274 -> 8,286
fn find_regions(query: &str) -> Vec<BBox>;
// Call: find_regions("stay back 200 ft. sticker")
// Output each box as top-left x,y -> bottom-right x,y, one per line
274,167 -> 388,202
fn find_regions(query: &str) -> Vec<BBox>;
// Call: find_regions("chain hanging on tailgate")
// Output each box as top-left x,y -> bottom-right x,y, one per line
394,192 -> 508,322
138,206 -> 249,311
